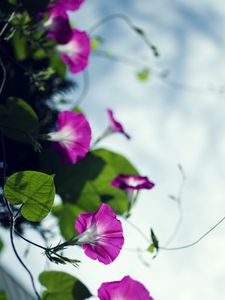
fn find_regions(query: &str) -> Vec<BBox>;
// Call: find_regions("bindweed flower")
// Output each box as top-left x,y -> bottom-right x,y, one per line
92,109 -> 130,147
48,0 -> 84,13
111,175 -> 155,191
98,275 -> 154,300
44,10 -> 72,44
107,109 -> 130,139
56,28 -> 90,73
46,110 -> 91,164
74,203 -> 124,264
111,175 -> 155,216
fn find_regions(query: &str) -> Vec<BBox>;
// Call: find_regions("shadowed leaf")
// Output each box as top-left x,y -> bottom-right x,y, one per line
4,171 -> 55,221
0,97 -> 39,144
39,271 -> 91,300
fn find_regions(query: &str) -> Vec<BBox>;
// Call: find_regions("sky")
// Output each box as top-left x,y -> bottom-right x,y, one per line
1,0 -> 225,299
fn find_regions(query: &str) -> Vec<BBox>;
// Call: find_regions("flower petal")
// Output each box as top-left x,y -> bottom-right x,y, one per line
48,0 -> 84,13
107,109 -> 130,139
112,175 -> 155,191
75,203 -> 124,264
57,29 -> 90,74
98,275 -> 154,300
46,12 -> 72,44
49,111 -> 91,164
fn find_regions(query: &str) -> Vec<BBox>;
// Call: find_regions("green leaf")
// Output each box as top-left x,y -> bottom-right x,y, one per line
137,69 -> 149,81
11,31 -> 28,61
91,39 -> 99,50
91,36 -> 104,51
72,107 -> 84,114
50,53 -> 67,78
150,228 -> 159,251
147,243 -> 154,253
53,204 -> 83,240
34,67 -> 55,81
0,238 -> 3,254
0,97 -> 39,144
41,148 -> 138,213
32,48 -> 47,60
0,291 -> 7,300
4,171 -> 55,222
8,0 -> 17,4
40,148 -> 138,239
30,68 -> 56,91
39,271 -> 92,300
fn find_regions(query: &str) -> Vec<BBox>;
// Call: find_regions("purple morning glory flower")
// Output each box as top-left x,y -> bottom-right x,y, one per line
56,28 -> 90,73
48,0 -> 84,13
107,109 -> 130,139
111,175 -> 155,191
44,10 -> 72,44
98,275 -> 154,300
92,109 -> 131,147
74,203 -> 124,265
47,110 -> 91,164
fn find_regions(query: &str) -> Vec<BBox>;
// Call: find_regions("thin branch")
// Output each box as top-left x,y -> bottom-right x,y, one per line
13,203 -> 24,220
93,49 -> 146,68
8,214 -> 41,300
88,13 -> 159,57
14,229 -> 47,251
0,129 -> 7,186
125,217 -> 150,243
74,69 -> 90,107
0,56 -> 6,96
160,75 -> 225,95
94,47 -> 225,96
1,130 -> 41,300
160,214 -> 225,251
163,164 -> 186,246
163,204 -> 183,246
0,10 -> 16,38
124,211 -> 225,254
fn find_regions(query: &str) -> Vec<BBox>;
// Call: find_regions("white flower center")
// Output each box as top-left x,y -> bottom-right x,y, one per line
56,40 -> 78,57
76,226 -> 99,245
126,177 -> 139,187
48,126 -> 75,145
43,17 -> 53,28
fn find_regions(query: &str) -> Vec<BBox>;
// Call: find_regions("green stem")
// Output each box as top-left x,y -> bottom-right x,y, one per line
160,214 -> 225,251
14,229 -> 47,251
88,13 -> 159,57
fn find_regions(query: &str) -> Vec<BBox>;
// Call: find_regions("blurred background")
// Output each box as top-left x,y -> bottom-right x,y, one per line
1,0 -> 225,299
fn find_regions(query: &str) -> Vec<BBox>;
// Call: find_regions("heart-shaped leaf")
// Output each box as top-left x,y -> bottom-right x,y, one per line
39,271 -> 92,300
4,171 -> 55,221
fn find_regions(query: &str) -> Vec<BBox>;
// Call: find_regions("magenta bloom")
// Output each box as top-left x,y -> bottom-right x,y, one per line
47,111 -> 91,164
44,10 -> 72,44
107,109 -> 130,139
75,203 -> 124,265
112,175 -> 155,191
56,28 -> 90,73
48,0 -> 84,13
98,276 -> 154,300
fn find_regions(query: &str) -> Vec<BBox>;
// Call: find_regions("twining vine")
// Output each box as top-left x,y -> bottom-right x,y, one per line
0,1 -> 224,300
